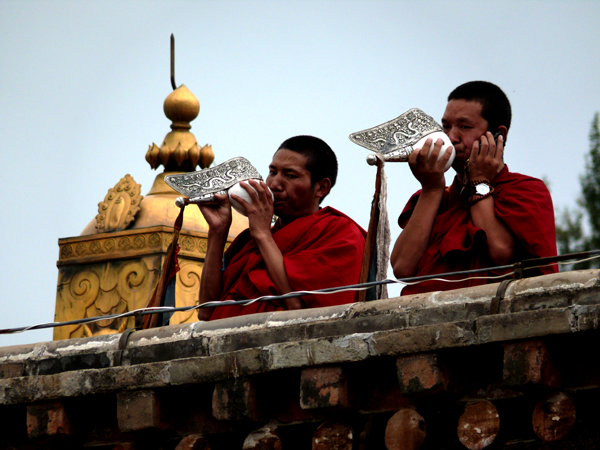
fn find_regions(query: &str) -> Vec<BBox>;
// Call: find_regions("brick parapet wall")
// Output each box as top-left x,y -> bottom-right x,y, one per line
1,270 -> 600,449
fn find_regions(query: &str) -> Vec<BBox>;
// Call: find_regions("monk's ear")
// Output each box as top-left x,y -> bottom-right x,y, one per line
496,125 -> 508,142
314,178 -> 332,200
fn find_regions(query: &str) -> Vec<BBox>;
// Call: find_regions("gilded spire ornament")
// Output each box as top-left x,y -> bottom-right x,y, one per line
145,35 -> 214,172
54,35 -> 247,341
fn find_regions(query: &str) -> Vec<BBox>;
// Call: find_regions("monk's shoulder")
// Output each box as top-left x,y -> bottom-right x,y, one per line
317,207 -> 366,239
495,169 -> 551,197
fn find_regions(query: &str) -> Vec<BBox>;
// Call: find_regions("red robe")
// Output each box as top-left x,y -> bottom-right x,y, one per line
398,166 -> 557,295
209,207 -> 366,320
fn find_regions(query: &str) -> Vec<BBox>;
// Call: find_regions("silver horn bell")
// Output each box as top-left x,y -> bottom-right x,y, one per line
349,108 -> 455,171
164,156 -> 263,205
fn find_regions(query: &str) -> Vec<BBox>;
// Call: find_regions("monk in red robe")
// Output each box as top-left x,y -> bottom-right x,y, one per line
198,135 -> 366,321
391,81 -> 557,295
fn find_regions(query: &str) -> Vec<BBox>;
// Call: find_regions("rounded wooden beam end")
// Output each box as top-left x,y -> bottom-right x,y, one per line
312,421 -> 353,450
457,400 -> 499,450
532,392 -> 576,442
385,408 -> 426,450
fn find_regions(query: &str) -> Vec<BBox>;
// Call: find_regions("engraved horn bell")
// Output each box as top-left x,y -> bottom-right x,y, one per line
349,108 -> 456,171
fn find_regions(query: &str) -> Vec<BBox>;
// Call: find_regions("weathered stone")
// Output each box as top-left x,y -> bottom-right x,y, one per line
503,339 -> 560,387
117,390 -> 169,432
571,304 -> 600,331
111,362 -> 171,391
385,408 -> 426,450
477,309 -> 573,344
408,301 -> 488,328
124,338 -> 208,366
300,366 -> 349,410
396,353 -> 448,396
207,325 -> 306,356
267,335 -> 370,371
367,321 -> 476,357
0,362 -> 25,379
193,311 -> 275,341
212,377 -> 261,421
457,400 -> 499,450
532,392 -> 576,442
169,349 -> 263,385
28,353 -> 112,376
27,400 -> 73,439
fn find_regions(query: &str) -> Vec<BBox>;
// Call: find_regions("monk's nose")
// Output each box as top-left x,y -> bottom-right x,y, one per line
267,174 -> 283,191
446,127 -> 460,145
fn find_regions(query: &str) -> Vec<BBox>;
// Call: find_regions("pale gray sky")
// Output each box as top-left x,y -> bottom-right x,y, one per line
1,0 -> 599,346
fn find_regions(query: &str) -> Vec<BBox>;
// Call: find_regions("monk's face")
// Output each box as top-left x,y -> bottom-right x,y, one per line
266,149 -> 321,223
441,99 -> 489,171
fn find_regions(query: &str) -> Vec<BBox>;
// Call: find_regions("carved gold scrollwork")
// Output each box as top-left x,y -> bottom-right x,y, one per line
75,243 -> 87,256
118,237 -> 132,251
53,269 -> 101,340
91,291 -> 125,326
171,261 -> 202,324
117,261 -> 153,311
181,236 -> 195,252
70,270 -> 101,309
134,235 -> 146,249
149,233 -> 161,247
55,270 -> 99,340
55,252 -> 206,339
61,245 -> 73,259
178,261 -> 202,291
90,241 -> 102,254
104,239 -> 115,253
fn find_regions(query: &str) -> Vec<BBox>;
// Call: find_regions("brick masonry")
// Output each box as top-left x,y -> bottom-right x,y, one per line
2,270 -> 600,448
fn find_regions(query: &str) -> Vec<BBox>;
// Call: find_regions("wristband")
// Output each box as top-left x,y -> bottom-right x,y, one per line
468,179 -> 494,205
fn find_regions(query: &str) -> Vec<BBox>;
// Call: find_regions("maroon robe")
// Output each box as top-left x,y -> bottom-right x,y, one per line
399,166 -> 557,295
210,206 -> 366,320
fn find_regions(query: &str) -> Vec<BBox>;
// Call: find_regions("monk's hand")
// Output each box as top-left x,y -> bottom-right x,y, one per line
198,194 -> 232,234
409,138 -> 452,192
236,180 -> 274,239
468,132 -> 504,183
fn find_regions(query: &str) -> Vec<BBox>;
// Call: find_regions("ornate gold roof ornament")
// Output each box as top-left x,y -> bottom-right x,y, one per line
145,35 -> 214,172
54,35 -> 248,341
95,174 -> 143,233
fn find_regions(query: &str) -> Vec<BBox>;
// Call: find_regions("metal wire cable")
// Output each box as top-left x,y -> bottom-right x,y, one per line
2,251 -> 600,336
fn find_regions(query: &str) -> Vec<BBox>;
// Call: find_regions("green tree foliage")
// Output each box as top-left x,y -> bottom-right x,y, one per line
581,112 -> 600,249
556,113 -> 600,270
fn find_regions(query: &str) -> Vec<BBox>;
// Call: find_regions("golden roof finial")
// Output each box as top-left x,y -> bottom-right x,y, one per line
145,34 -> 215,172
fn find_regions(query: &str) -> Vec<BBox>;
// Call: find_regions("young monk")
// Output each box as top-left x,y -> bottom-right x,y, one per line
198,135 -> 366,320
391,81 -> 557,295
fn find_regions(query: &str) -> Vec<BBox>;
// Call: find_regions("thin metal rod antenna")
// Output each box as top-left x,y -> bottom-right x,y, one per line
170,34 -> 176,90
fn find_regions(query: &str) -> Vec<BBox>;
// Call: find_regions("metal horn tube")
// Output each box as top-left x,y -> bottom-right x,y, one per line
366,152 -> 410,166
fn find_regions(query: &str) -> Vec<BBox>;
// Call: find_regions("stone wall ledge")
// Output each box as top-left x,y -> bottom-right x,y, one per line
1,269 -> 599,405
